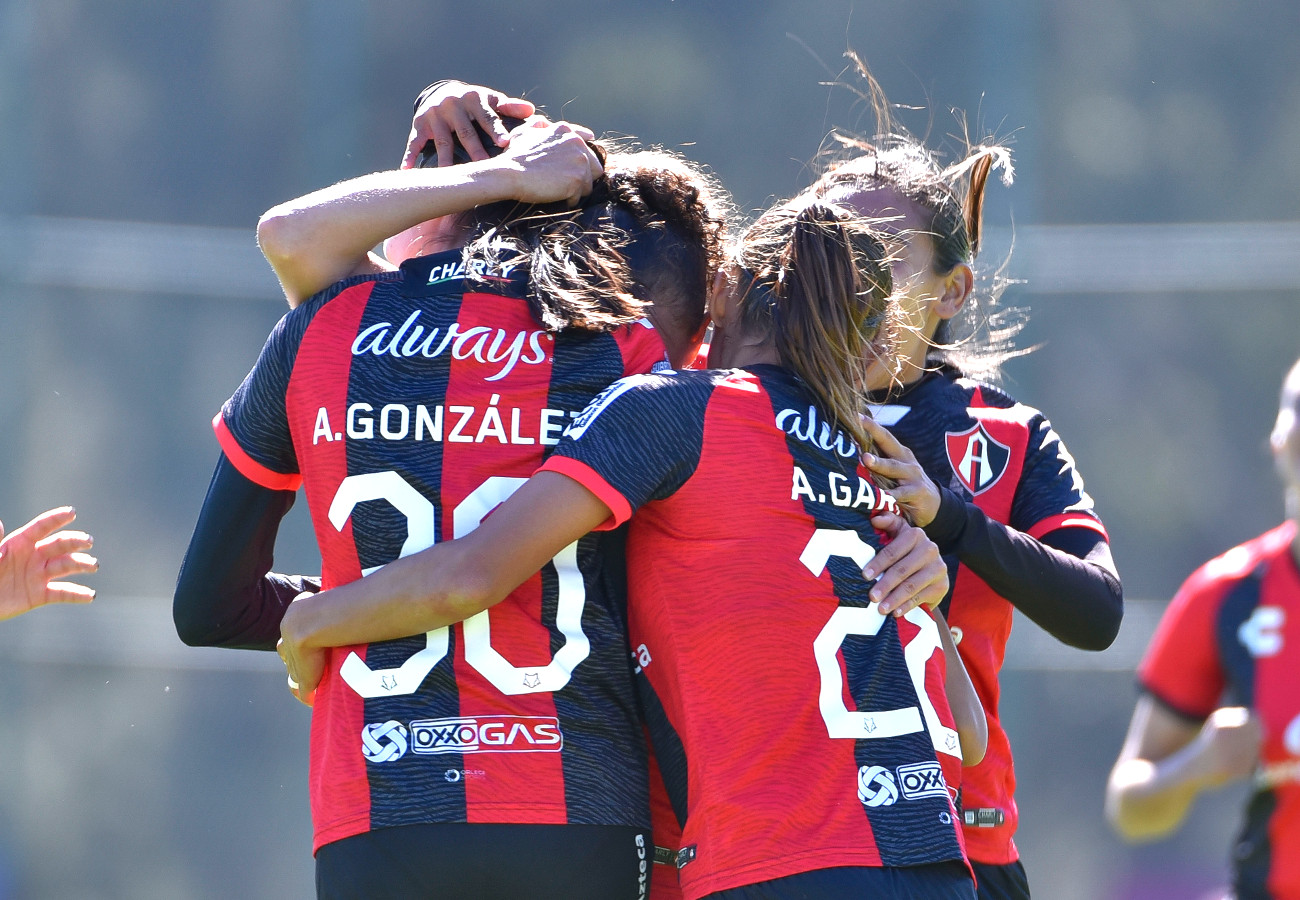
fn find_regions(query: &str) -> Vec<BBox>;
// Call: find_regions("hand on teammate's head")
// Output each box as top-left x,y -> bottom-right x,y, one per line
499,118 -> 604,207
402,80 -> 536,170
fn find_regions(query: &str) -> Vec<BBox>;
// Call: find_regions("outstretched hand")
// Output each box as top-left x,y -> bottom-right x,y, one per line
402,81 -> 537,169
861,416 -> 941,527
862,512 -> 949,617
0,506 -> 97,621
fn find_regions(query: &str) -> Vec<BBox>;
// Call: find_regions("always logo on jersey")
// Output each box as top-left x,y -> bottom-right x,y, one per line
945,423 -> 1011,495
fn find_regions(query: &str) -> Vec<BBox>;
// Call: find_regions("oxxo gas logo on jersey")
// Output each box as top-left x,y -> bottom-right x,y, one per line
361,716 -> 564,762
409,715 -> 563,755
945,423 -> 1011,495
857,762 -> 950,807
896,762 -> 949,800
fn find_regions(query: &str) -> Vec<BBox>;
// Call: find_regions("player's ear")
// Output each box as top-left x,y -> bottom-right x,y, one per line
706,267 -> 735,328
933,263 -> 972,320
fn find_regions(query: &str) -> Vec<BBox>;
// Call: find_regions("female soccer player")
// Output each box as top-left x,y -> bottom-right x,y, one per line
276,196 -> 985,900
0,506 -> 96,620
801,71 -> 1124,900
1106,357 -> 1300,900
175,98 -> 734,896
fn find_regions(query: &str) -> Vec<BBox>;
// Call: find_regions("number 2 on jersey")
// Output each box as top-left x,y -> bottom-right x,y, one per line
327,472 -> 590,699
802,528 -> 962,759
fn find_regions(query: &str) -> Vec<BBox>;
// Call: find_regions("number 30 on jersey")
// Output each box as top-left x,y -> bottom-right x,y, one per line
326,472 -> 590,699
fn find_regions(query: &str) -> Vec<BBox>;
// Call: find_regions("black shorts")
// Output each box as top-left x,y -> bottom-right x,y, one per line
972,860 -> 1031,900
703,861 -> 976,900
315,822 -> 652,900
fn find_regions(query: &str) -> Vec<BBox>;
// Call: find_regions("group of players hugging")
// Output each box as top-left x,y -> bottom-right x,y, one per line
144,67 -> 1297,900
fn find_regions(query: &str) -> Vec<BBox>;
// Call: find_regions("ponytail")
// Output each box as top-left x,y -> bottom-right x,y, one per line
736,200 -> 893,457
941,145 -> 1014,262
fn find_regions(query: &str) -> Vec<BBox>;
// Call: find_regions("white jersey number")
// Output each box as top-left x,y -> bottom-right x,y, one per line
328,473 -> 590,699
802,528 -> 961,759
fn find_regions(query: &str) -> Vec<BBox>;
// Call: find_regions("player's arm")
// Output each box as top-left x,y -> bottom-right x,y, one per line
0,506 -> 97,621
862,416 -> 1123,651
259,117 -> 600,307
933,607 -> 987,765
277,471 -> 611,703
173,454 -> 320,650
932,499 -> 1122,651
1105,694 -> 1261,842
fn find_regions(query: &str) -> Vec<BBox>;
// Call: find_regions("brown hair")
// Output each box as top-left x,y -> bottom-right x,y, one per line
733,199 -> 895,456
455,144 -> 730,335
810,56 -> 1022,382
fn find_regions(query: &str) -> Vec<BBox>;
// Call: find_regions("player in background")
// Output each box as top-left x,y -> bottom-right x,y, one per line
277,197 -> 986,899
1106,357 -> 1300,900
174,96 -> 733,896
801,64 -> 1124,900
0,506 -> 96,620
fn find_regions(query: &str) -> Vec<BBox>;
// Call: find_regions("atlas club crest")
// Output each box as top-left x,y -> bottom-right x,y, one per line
945,423 -> 1011,496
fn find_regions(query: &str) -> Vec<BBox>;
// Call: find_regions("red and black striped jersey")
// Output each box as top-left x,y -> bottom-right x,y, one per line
216,249 -> 668,852
542,364 -> 970,900
1140,520 -> 1300,900
868,367 -> 1108,865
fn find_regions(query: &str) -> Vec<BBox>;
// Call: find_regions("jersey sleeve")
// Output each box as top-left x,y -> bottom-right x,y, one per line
214,313 -> 303,492
1010,414 -> 1108,541
1138,565 -> 1230,720
538,373 -> 707,528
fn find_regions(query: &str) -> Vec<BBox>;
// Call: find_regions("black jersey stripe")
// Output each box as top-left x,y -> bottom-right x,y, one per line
762,366 -> 966,869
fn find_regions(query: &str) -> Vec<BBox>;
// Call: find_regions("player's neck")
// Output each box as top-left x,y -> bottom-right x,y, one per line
710,328 -> 779,369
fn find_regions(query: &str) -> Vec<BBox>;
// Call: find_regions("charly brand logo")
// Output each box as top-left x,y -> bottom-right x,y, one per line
897,762 -> 949,800
351,311 -> 550,382
857,765 -> 899,807
425,258 -> 519,286
361,720 -> 410,763
945,423 -> 1011,495
1238,605 -> 1286,658
408,716 -> 563,754
776,406 -> 857,459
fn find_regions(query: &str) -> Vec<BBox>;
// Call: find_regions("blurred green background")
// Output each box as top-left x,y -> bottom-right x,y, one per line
0,1 -> 1297,897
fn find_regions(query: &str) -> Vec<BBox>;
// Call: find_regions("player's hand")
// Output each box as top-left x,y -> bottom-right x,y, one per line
500,117 -> 603,207
864,513 -> 948,617
402,81 -> 536,169
278,593 -> 325,706
0,507 -> 97,621
861,417 -> 941,527
1194,707 -> 1263,786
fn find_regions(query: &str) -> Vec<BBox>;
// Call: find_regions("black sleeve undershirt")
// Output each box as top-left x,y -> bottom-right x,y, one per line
173,454 -> 320,651
924,485 -> 1124,651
